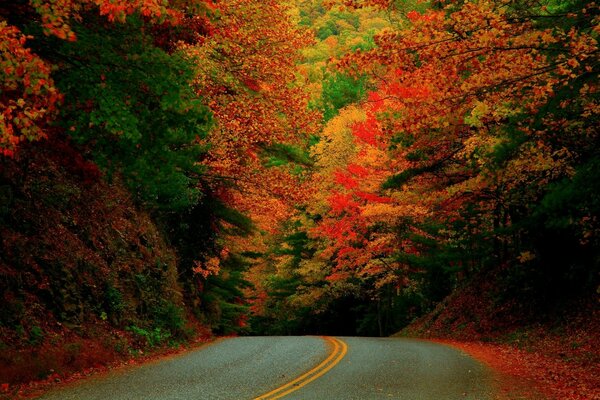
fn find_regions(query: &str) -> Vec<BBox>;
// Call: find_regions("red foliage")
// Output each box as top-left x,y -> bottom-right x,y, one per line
387,82 -> 430,99
319,216 -> 363,243
334,170 -> 359,189
367,91 -> 385,113
354,191 -> 391,203
405,10 -> 437,23
241,77 -> 262,92
46,134 -> 101,185
337,246 -> 357,259
351,118 -> 379,146
325,271 -> 351,282
346,163 -> 369,178
0,22 -> 61,156
328,191 -> 360,214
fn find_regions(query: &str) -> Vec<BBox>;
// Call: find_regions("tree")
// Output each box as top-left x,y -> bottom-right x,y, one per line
0,22 -> 60,156
186,0 -> 320,231
50,16 -> 211,211
256,0 -> 599,335
1,0 -> 208,157
332,0 -> 599,307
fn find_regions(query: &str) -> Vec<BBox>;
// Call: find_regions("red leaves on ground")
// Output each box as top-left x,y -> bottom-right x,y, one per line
435,339 -> 600,400
5,327 -> 214,399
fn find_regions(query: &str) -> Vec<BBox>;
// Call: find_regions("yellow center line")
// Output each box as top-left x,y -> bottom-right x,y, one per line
253,336 -> 348,400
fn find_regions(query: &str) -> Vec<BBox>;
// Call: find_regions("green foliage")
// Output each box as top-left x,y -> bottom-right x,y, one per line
537,157 -> 600,230
319,73 -> 367,121
382,157 -> 451,188
349,34 -> 376,52
276,228 -> 315,269
202,254 -> 252,334
213,201 -> 254,237
262,143 -> 313,167
382,169 -> 418,189
316,20 -> 339,40
266,275 -> 302,299
393,220 -> 464,305
151,301 -> 186,335
254,278 -> 418,337
490,125 -> 529,168
353,287 -> 425,337
29,326 -> 44,346
45,16 -> 211,212
389,132 -> 416,149
499,156 -> 600,306
250,271 -> 313,335
126,325 -> 171,348
104,285 -> 124,322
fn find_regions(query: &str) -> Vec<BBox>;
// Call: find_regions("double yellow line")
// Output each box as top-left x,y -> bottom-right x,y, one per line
253,336 -> 348,400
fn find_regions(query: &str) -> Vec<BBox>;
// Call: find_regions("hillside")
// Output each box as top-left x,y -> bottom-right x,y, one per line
398,266 -> 599,400
0,137 -> 204,389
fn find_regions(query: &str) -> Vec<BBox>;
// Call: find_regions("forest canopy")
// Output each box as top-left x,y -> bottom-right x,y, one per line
1,0 -> 598,348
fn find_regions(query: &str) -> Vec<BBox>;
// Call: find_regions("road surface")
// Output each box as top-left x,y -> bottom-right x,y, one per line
38,336 -> 494,399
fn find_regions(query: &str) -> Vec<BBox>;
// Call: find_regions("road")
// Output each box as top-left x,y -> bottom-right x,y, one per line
38,336 -> 494,399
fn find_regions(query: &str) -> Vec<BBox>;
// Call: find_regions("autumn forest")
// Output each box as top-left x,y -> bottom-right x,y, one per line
1,0 -> 599,398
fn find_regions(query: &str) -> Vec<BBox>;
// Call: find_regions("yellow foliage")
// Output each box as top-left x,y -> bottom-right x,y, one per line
518,251 -> 536,263
298,258 -> 331,284
192,257 -> 221,279
289,287 -> 328,309
502,143 -> 574,192
464,101 -> 490,128
312,105 -> 366,173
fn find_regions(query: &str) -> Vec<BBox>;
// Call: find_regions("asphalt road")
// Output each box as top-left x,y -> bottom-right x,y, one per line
38,336 -> 494,400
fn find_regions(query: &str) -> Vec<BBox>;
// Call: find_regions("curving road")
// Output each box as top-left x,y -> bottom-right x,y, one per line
38,336 -> 494,400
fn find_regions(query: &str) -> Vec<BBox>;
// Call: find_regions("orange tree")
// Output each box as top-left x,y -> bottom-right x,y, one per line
180,0 -> 322,332
186,0 -> 319,231
256,0 -> 599,334
329,0 -> 599,314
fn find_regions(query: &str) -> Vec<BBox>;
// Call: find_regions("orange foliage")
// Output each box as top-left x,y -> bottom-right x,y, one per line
0,22 -> 61,156
299,0 -> 599,295
307,100 -> 411,286
332,0 -> 599,243
187,0 -> 320,230
29,0 -> 192,40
